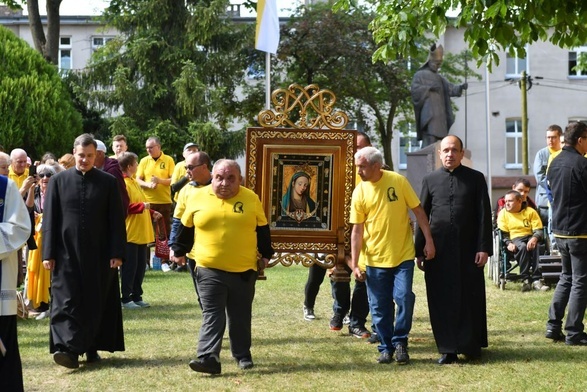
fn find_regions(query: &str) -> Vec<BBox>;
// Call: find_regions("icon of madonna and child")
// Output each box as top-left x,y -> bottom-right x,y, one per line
281,170 -> 319,223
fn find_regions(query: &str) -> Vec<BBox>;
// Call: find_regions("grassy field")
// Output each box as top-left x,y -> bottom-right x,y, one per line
18,264 -> 587,391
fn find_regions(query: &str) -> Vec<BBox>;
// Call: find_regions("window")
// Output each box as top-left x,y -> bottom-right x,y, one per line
505,118 -> 523,169
92,36 -> 114,51
59,36 -> 72,71
398,123 -> 420,170
505,47 -> 528,77
568,46 -> 587,77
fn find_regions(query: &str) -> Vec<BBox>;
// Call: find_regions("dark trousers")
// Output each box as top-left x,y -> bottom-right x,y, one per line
196,267 -> 257,361
121,243 -> 147,303
304,264 -> 327,309
0,315 -> 24,392
512,236 -> 542,282
331,264 -> 369,328
547,237 -> 587,339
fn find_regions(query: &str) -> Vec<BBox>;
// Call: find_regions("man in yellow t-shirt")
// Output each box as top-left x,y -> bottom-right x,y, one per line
169,151 -> 211,279
171,159 -> 273,375
497,190 -> 549,292
350,146 -> 435,365
136,136 -> 175,264
170,142 -> 199,204
9,148 -> 34,197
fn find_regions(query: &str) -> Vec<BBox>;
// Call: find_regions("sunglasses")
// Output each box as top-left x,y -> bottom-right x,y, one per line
38,173 -> 53,178
186,163 -> 206,171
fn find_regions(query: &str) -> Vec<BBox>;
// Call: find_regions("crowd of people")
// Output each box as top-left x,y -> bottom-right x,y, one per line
1,123 -> 586,387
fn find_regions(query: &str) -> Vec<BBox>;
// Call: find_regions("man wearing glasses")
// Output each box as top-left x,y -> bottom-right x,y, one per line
170,151 -> 212,286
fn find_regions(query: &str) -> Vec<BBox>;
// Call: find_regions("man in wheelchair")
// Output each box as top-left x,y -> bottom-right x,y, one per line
497,190 -> 550,292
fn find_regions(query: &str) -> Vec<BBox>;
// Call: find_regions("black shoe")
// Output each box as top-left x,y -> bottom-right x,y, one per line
437,353 -> 458,365
189,356 -> 221,374
237,357 -> 254,370
377,351 -> 392,364
53,351 -> 79,369
545,329 -> 565,342
566,333 -> 587,346
330,313 -> 344,331
86,350 -> 101,363
394,343 -> 410,365
367,332 -> 380,344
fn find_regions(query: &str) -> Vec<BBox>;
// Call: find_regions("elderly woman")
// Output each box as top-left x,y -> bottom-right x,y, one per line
119,152 -> 161,309
26,162 -> 61,320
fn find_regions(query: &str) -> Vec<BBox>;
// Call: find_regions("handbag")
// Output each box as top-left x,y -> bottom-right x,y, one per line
154,219 -> 170,259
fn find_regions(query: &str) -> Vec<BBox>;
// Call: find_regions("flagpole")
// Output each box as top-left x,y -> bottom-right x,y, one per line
265,52 -> 271,109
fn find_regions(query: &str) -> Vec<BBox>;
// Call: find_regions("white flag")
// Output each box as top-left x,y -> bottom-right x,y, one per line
255,0 -> 280,54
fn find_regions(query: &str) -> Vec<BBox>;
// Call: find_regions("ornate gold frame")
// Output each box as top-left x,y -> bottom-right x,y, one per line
246,84 -> 356,276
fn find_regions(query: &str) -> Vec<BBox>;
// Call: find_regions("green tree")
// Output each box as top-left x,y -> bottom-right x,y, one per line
0,26 -> 82,158
4,0 -> 63,65
333,0 -> 587,67
75,0 -> 252,161
263,4 -> 471,169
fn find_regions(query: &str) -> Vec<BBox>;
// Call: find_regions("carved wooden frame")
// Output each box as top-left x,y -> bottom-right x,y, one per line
246,84 -> 355,271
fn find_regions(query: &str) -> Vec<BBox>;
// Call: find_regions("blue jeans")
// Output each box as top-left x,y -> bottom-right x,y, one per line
366,261 -> 415,354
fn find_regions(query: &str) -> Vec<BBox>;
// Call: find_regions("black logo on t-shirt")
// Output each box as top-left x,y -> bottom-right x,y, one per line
233,202 -> 244,213
387,187 -> 398,202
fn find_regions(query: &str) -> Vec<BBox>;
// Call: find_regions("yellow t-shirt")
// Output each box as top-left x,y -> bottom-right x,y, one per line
124,177 -> 155,245
8,167 -> 28,189
497,206 -> 543,240
181,185 -> 268,272
170,160 -> 187,202
350,171 -> 420,268
174,183 -> 205,259
136,152 -> 175,204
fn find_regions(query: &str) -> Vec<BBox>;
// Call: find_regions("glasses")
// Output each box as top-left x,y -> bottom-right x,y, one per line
186,163 -> 206,171
38,173 -> 53,178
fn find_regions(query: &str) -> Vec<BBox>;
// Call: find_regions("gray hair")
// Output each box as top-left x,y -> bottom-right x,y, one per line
355,146 -> 383,166
37,162 -> 61,176
0,151 -> 10,165
212,159 -> 241,176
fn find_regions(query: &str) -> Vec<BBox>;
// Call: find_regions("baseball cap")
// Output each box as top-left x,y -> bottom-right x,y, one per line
183,142 -> 199,152
95,140 -> 107,152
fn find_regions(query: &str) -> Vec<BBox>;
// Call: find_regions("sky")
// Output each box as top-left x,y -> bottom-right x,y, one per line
20,0 -> 303,17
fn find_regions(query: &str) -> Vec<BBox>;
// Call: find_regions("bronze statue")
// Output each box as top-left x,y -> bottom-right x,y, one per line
411,44 -> 468,147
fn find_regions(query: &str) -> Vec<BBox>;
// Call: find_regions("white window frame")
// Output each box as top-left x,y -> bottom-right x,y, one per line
398,123 -> 420,170
505,46 -> 528,78
92,36 -> 115,51
59,36 -> 72,71
505,118 -> 523,169
568,46 -> 587,78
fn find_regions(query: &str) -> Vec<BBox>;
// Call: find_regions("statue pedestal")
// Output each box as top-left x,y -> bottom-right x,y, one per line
406,141 -> 472,196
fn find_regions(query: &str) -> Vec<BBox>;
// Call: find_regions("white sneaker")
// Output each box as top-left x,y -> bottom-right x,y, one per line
303,305 -> 315,321
122,301 -> 142,309
161,263 -> 171,272
134,300 -> 150,308
533,280 -> 551,291
35,311 -> 49,320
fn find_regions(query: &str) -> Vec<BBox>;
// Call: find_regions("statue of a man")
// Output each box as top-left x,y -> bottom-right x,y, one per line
411,44 -> 468,147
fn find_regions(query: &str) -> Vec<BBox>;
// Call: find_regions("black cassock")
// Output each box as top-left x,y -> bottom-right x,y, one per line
415,164 -> 492,355
42,167 -> 126,354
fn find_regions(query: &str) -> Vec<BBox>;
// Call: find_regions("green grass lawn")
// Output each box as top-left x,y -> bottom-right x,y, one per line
18,264 -> 586,391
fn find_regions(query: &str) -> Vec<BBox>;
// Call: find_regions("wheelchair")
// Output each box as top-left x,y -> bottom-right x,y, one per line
487,227 -> 560,290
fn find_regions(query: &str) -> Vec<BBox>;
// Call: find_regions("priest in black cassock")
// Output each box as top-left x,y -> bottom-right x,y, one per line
42,133 -> 127,369
415,135 -> 492,365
